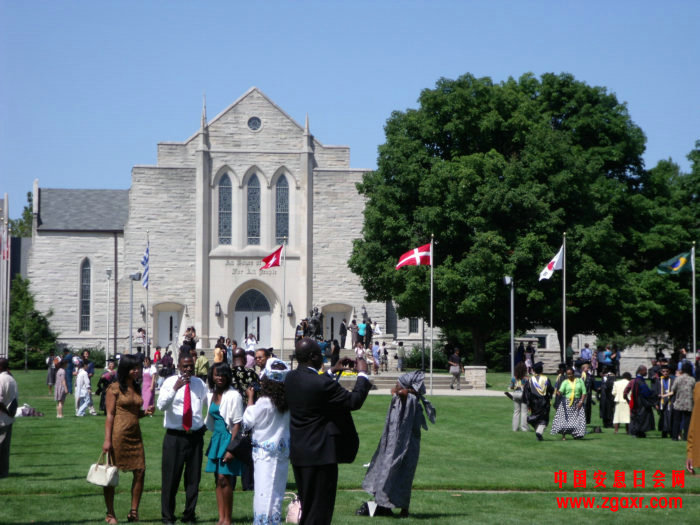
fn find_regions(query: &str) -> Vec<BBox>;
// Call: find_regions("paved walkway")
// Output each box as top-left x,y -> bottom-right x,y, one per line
368,387 -> 504,397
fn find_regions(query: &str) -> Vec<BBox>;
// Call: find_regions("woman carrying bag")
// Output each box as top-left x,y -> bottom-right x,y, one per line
102,355 -> 153,524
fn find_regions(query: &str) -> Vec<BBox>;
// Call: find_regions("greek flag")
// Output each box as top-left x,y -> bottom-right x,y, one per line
141,241 -> 149,289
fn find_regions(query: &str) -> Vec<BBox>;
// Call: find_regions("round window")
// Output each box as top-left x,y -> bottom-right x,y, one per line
247,116 -> 261,131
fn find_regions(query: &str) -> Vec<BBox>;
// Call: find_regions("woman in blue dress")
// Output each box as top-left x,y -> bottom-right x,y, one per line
205,362 -> 244,525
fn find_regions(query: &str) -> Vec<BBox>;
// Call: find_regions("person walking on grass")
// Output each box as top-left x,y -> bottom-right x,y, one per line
54,357 -> 68,418
102,355 -> 154,524
523,362 -> 553,441
448,348 -> 463,390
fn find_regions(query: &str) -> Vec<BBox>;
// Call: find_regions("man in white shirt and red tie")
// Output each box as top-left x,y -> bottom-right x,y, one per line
157,350 -> 208,524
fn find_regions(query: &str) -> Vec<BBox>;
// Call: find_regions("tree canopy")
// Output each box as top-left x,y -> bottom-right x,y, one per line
8,275 -> 58,369
349,72 -> 698,365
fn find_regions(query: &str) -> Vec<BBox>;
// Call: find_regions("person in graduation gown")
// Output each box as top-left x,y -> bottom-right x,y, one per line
523,362 -> 554,441
624,365 -> 656,438
580,363 -> 594,425
598,367 -> 616,428
655,363 -> 675,438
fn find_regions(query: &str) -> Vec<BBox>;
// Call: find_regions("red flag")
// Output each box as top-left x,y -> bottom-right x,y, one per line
396,243 -> 432,269
260,246 -> 283,270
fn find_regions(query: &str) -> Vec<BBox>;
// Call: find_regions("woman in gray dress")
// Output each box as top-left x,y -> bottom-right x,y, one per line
358,371 -> 436,518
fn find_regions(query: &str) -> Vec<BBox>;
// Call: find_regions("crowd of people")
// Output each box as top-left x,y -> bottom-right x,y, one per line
24,329 -> 433,525
510,344 -> 700,450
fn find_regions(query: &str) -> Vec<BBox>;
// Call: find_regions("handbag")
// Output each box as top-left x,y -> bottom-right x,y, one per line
285,492 -> 302,523
226,430 -> 253,465
86,452 -> 119,487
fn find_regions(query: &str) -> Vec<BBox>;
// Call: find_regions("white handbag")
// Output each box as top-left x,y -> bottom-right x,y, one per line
86,452 -> 119,487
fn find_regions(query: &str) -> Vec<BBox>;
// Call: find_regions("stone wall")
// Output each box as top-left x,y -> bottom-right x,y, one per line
27,231 -> 124,350
119,166 -> 197,350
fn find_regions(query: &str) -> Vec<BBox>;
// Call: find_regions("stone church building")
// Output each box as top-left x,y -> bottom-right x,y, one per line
25,88 -> 425,356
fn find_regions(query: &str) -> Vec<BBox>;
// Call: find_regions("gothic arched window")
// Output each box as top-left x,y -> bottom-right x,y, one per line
275,175 -> 289,245
247,174 -> 260,245
80,259 -> 91,332
218,174 -> 232,245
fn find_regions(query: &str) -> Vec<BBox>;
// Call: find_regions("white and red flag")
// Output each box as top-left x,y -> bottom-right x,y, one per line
539,245 -> 564,281
260,246 -> 283,270
396,243 -> 432,269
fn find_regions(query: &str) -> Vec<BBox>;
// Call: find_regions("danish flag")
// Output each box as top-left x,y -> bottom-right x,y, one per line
260,246 -> 283,270
396,243 -> 432,269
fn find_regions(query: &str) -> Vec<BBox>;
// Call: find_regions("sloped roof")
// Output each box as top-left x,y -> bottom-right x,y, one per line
37,188 -> 129,231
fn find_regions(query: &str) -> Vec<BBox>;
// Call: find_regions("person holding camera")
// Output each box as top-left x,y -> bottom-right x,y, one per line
285,338 -> 371,524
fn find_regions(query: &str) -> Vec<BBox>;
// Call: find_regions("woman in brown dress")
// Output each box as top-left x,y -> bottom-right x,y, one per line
102,355 -> 153,524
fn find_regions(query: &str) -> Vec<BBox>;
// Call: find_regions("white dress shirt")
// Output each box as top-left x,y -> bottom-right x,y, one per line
157,374 -> 208,431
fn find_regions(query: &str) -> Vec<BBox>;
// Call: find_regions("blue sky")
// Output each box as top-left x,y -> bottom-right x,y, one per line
1,0 -> 698,219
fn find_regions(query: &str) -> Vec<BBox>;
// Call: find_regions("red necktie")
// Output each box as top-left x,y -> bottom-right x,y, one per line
182,383 -> 192,431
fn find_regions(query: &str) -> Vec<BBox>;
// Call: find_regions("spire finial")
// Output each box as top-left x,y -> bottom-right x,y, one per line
201,92 -> 208,130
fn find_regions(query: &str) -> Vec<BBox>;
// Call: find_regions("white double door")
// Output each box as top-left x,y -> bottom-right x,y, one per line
157,311 -> 180,349
233,311 -> 271,348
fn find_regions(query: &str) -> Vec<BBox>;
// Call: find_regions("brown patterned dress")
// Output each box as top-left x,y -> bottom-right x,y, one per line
106,383 -> 145,471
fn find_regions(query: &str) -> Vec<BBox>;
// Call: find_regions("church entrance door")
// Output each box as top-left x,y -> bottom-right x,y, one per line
157,311 -> 180,349
233,289 -> 271,348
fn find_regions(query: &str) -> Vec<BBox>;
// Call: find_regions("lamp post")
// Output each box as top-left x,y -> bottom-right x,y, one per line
504,276 -> 515,377
106,269 -> 112,361
129,272 -> 142,354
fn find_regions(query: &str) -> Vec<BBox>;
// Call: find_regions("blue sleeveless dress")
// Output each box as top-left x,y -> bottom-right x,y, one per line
205,402 -> 243,476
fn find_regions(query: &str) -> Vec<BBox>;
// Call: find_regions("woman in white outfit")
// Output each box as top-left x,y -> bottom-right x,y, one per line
242,358 -> 290,525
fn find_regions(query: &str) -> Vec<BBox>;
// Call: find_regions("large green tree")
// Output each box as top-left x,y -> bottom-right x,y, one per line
350,72 -> 694,365
9,191 -> 32,237
8,275 -> 58,369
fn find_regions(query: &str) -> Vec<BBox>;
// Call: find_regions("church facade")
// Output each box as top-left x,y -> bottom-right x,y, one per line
25,88 -> 426,355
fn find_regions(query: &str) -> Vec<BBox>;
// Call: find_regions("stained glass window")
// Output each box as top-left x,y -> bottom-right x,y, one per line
275,175 -> 289,245
80,259 -> 91,332
218,174 -> 232,245
247,174 -> 260,245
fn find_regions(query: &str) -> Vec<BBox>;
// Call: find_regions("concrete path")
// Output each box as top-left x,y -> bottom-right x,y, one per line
368,387 -> 505,397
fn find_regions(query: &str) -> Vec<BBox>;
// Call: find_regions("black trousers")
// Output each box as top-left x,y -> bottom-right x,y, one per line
672,409 -> 692,440
293,463 -> 338,525
161,428 -> 204,523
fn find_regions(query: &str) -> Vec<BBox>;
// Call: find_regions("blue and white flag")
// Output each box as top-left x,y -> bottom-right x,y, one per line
140,241 -> 149,289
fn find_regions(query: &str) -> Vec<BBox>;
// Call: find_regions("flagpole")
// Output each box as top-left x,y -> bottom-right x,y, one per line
145,231 -> 150,358
692,242 -> 696,358
430,234 -> 434,395
282,238 -> 287,360
562,232 -> 566,364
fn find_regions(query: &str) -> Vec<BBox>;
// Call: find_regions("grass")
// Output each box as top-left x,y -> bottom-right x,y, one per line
1,370 -> 699,524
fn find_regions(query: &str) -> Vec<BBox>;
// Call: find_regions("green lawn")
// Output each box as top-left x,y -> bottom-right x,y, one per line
1,370 -> 698,524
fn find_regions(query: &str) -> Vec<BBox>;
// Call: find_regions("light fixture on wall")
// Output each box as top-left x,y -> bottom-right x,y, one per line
140,304 -> 146,316
287,302 -> 293,317
215,301 -> 222,317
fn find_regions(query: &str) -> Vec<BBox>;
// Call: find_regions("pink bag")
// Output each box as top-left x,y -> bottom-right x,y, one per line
285,492 -> 302,523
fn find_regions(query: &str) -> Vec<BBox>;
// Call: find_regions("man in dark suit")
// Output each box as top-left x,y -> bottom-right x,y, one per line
286,337 -> 371,525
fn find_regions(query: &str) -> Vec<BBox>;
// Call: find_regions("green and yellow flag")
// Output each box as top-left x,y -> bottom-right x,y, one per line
657,251 -> 692,275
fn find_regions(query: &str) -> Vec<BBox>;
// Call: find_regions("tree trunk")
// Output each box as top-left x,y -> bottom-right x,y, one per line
471,328 -> 486,365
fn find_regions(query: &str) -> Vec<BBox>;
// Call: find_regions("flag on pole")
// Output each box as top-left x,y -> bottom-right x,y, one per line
657,251 -> 692,275
539,245 -> 564,281
1,224 -> 8,260
261,246 -> 283,270
396,243 -> 432,269
140,241 -> 149,289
